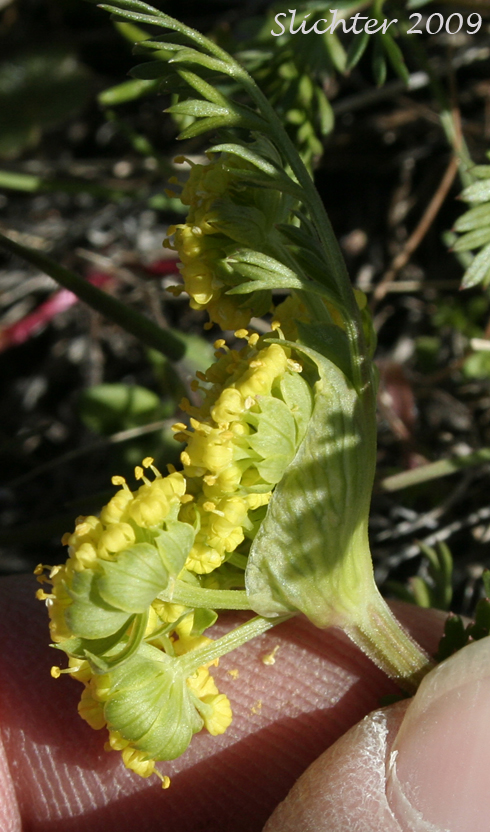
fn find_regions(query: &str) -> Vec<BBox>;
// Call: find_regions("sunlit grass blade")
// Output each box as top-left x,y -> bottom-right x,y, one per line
0,231 -> 187,360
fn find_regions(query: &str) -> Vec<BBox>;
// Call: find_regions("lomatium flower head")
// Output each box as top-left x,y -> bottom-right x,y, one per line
36,320 -> 320,783
165,151 -> 292,331
171,330 -> 314,577
36,457 -> 234,784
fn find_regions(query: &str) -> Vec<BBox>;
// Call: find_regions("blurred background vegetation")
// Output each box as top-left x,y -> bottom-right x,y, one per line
1,0 -> 490,620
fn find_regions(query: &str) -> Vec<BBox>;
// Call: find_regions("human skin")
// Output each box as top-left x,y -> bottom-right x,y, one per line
0,575 -> 444,832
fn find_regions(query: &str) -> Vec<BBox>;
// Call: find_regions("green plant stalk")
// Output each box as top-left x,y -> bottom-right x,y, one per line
178,614 -> 289,676
0,169 -> 137,201
159,582 -> 252,610
380,448 -> 490,492
0,231 -> 187,361
86,1 -> 428,690
342,534 -> 435,692
345,601 -> 434,690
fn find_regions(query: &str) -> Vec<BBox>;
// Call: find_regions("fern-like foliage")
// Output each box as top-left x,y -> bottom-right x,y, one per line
452,156 -> 490,289
385,541 -> 453,612
436,570 -> 490,661
95,0 -> 371,390
99,0 -> 416,169
234,0 -> 410,167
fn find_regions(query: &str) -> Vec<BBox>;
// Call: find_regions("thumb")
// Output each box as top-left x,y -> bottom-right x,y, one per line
264,633 -> 490,832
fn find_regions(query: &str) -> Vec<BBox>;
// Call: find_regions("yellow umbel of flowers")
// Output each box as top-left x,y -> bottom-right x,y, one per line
165,155 -> 275,331
172,332 -> 306,576
38,323 -> 309,784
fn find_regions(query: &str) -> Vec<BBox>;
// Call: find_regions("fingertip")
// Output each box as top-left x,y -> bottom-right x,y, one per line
263,701 -> 409,832
0,729 -> 21,832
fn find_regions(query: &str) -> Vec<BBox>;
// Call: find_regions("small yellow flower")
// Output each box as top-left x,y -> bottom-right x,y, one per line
186,666 -> 219,698
97,522 -> 135,558
100,484 -> 134,525
199,693 -> 233,735
78,683 -> 106,731
121,747 -> 157,779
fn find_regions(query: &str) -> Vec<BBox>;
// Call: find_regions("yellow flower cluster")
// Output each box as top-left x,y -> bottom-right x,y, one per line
174,331 -> 303,574
165,155 -> 271,331
37,300 -> 309,788
39,464 -> 187,641
36,457 -> 234,785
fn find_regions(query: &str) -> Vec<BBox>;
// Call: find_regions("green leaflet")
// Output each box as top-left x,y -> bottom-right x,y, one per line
190,607 -> 217,636
452,226 -> 490,253
245,343 -> 378,628
461,243 -> 490,289
278,369 -> 314,446
454,203 -> 490,233
244,396 -> 297,485
66,569 -> 132,639
207,200 -> 267,248
97,519 -> 195,613
461,180 -> 490,204
54,614 -> 136,661
101,642 -> 203,760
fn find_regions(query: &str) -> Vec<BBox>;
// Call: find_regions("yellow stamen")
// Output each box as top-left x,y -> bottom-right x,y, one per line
111,475 -> 126,487
36,589 -> 54,601
261,645 -> 280,666
134,466 -> 145,481
142,456 -> 162,478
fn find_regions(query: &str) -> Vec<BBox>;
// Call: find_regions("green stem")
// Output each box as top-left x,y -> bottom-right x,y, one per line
0,231 -> 187,361
160,580 -> 251,610
179,613 -> 290,675
0,169 -> 138,202
346,595 -> 434,693
380,448 -> 490,493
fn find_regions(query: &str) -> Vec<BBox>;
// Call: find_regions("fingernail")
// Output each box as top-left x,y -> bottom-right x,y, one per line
386,636 -> 490,832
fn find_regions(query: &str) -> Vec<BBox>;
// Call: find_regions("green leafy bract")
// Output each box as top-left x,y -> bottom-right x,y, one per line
66,569 -> 133,639
101,642 -> 204,760
244,396 -> 297,485
245,342 -> 378,628
97,519 -> 195,612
